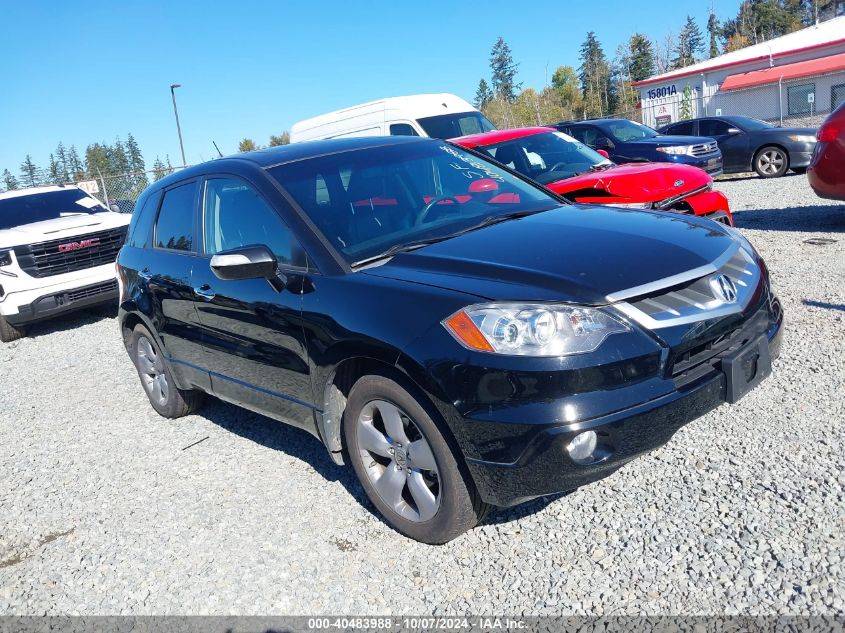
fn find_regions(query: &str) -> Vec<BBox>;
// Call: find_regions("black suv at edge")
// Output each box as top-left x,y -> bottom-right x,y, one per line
117,137 -> 783,543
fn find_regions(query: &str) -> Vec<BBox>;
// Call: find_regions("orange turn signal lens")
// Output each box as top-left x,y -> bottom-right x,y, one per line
444,310 -> 494,352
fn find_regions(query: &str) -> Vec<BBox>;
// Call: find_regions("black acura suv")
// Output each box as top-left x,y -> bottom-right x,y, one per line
117,137 -> 782,543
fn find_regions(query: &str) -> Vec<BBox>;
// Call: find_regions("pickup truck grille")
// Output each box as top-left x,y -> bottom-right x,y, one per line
690,141 -> 719,156
13,226 -> 128,278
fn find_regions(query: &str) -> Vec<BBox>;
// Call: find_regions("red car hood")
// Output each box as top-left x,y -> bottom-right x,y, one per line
547,162 -> 711,204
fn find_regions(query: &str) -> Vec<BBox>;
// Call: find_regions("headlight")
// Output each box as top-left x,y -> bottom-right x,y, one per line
443,303 -> 630,356
656,145 -> 693,156
787,134 -> 816,143
0,250 -> 12,267
601,202 -> 653,209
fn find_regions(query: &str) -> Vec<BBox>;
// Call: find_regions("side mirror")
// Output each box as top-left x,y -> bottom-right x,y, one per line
727,127 -> 741,135
596,149 -> 610,159
109,203 -> 121,213
210,244 -> 278,282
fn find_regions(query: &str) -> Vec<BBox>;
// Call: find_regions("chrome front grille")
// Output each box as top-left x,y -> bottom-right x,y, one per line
690,141 -> 718,156
612,244 -> 761,329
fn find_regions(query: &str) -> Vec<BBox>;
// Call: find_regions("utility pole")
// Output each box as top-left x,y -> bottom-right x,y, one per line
170,84 -> 187,167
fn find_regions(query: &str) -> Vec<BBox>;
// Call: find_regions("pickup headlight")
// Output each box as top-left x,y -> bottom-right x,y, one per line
0,250 -> 12,267
787,134 -> 816,143
443,303 -> 630,356
656,145 -> 693,156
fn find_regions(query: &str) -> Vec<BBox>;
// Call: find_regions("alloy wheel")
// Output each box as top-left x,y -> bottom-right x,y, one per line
355,399 -> 441,522
758,149 -> 785,175
136,336 -> 169,406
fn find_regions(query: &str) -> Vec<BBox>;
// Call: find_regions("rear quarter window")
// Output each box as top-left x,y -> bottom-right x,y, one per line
154,182 -> 197,251
126,191 -> 160,248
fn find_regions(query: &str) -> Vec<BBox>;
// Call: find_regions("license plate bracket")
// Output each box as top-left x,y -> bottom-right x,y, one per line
722,335 -> 772,403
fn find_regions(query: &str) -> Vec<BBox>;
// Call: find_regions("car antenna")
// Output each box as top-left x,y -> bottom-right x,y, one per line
212,141 -> 223,158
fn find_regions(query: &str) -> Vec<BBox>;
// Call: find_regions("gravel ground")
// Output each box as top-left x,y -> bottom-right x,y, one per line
1,173 -> 843,616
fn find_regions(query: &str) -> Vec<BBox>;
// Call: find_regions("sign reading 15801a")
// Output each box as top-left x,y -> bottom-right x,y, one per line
646,85 -> 678,99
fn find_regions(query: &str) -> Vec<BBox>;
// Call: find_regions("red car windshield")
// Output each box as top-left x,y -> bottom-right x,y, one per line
473,131 -> 613,185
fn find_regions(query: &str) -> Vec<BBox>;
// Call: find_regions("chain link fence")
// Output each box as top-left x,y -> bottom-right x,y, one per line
638,68 -> 845,129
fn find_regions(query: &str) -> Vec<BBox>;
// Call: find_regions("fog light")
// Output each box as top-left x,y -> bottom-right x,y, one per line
567,430 -> 597,463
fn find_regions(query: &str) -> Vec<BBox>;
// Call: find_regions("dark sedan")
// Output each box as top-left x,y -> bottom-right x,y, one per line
117,137 -> 782,543
659,115 -> 817,178
551,118 -> 723,175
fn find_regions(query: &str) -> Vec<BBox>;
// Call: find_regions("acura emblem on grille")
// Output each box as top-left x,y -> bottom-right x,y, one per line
57,238 -> 100,253
709,274 -> 738,303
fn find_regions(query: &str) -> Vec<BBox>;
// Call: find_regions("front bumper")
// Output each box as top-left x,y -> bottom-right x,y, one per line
460,299 -> 783,507
790,150 -> 814,169
4,278 -> 118,326
667,153 -> 723,176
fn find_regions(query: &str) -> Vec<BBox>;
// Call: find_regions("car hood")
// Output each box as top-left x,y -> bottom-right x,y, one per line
0,212 -> 129,249
636,135 -> 716,146
546,163 -> 711,202
363,205 -> 736,304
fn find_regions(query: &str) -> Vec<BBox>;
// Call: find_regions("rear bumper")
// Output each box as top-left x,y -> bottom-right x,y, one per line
4,279 -> 118,326
808,141 -> 845,200
463,300 -> 783,507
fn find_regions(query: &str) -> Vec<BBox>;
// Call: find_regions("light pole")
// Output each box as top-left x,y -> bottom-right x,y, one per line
170,83 -> 187,167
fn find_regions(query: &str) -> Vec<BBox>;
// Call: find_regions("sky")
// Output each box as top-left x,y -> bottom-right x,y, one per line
0,0 -> 740,176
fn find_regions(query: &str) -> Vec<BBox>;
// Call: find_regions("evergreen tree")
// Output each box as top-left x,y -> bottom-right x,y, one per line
152,157 -> 167,182
238,138 -> 257,152
707,12 -> 720,58
474,79 -> 494,109
672,16 -> 704,69
48,154 -> 61,183
20,155 -> 38,187
67,146 -> 84,180
125,133 -> 146,173
269,131 -> 290,146
578,32 -> 615,117
2,169 -> 18,191
628,34 -> 656,82
679,84 -> 694,120
55,142 -> 70,181
489,37 -> 521,103
165,156 -> 174,175
84,143 -> 111,178
109,138 -> 130,175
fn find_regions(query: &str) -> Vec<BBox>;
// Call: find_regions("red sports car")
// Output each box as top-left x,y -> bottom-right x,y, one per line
451,127 -> 733,225
808,102 -> 845,201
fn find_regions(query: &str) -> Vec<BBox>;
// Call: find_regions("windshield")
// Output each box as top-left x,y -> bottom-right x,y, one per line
0,189 -> 106,231
731,116 -> 774,131
605,120 -> 658,142
474,131 -> 612,184
417,112 -> 496,140
267,141 -> 560,266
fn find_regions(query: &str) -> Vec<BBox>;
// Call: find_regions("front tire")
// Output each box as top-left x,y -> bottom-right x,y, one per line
129,324 -> 204,418
754,146 -> 788,178
343,373 -> 488,544
0,316 -> 25,343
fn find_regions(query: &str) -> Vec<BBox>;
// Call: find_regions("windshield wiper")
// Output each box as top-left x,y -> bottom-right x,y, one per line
352,208 -> 553,268
590,162 -> 614,171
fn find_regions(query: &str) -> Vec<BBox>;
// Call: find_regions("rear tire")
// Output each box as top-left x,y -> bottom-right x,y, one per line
129,324 -> 204,418
754,146 -> 788,178
343,373 -> 489,544
0,316 -> 25,343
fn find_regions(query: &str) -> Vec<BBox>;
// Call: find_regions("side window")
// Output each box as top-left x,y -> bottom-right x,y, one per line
667,121 -> 696,135
699,120 -> 732,136
389,123 -> 419,136
127,191 -> 159,248
155,182 -> 196,251
203,177 -> 306,269
566,127 -> 588,143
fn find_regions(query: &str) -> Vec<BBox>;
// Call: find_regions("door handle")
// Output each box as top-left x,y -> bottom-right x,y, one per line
193,284 -> 216,300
